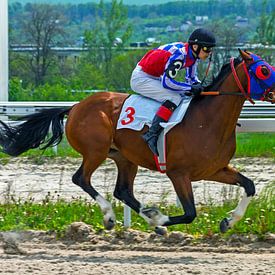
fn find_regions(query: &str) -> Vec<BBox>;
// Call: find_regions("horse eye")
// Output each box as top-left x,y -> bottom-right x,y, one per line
261,66 -> 270,76
255,65 -> 271,79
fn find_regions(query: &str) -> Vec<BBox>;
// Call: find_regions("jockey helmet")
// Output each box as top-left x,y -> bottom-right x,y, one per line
188,28 -> 216,47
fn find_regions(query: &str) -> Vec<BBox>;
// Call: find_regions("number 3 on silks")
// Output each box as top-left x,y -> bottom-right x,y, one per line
166,60 -> 183,79
121,107 -> 135,125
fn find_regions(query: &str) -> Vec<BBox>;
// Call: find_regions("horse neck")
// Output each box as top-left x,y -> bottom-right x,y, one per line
202,63 -> 247,136
220,62 -> 247,116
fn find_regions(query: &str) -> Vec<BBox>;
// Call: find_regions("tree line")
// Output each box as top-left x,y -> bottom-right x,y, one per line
9,0 -> 275,21
8,0 -> 275,101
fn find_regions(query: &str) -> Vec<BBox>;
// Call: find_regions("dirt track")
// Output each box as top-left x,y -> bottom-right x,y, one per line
1,247 -> 274,275
0,157 -> 274,274
0,226 -> 274,275
0,157 -> 274,205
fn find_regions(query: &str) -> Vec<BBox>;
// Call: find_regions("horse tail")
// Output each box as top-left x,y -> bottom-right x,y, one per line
0,107 -> 72,156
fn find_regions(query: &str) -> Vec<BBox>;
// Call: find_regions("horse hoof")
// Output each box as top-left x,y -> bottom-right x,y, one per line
220,218 -> 230,233
104,218 -> 115,230
154,226 -> 167,236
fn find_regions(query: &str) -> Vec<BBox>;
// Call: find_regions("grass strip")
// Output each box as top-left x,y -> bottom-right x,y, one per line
0,184 -> 273,237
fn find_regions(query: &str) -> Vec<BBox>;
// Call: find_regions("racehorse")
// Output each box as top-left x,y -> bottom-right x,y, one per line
0,49 -> 274,235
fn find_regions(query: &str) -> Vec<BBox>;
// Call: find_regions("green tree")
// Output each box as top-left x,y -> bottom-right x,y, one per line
108,49 -> 146,91
70,60 -> 107,90
255,1 -> 275,44
9,53 -> 32,86
21,4 -> 66,86
206,19 -> 247,76
9,79 -> 90,102
84,0 -> 132,77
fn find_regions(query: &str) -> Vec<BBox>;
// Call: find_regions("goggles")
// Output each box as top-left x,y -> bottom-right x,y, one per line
201,46 -> 213,53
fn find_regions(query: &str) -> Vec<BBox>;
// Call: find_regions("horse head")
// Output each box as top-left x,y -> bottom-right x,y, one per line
238,49 -> 275,104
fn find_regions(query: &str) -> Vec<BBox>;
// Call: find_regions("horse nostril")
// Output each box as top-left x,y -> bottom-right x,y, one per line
269,84 -> 275,94
269,92 -> 275,101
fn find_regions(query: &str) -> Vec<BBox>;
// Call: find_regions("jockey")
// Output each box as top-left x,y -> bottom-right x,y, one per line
130,28 -> 216,156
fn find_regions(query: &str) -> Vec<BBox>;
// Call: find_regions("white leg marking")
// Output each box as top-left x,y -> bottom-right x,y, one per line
96,195 -> 116,223
139,206 -> 169,226
228,192 -> 252,228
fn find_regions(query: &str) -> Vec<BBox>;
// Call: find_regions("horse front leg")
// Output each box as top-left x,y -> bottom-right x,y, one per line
165,171 -> 197,225
125,170 -> 197,233
206,165 -> 255,232
137,172 -> 196,234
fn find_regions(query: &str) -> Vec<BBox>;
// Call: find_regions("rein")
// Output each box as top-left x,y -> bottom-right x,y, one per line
231,57 -> 255,104
200,53 -> 213,86
201,91 -> 243,96
201,57 -> 255,104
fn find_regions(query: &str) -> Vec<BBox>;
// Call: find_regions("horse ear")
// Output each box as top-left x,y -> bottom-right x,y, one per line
238,48 -> 253,61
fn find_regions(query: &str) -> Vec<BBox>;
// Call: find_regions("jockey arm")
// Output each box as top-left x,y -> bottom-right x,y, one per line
161,55 -> 200,93
185,60 -> 201,84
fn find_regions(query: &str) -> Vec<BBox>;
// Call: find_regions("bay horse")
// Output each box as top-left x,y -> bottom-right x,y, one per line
0,49 -> 274,234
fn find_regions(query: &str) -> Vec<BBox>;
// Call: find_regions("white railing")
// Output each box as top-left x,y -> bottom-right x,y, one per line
0,100 -> 274,116
1,101 -> 275,132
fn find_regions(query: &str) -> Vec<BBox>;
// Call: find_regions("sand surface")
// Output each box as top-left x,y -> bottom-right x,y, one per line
0,157 -> 274,274
0,226 -> 274,275
0,157 -> 273,205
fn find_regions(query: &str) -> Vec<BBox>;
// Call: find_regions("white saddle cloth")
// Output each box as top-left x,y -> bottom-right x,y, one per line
117,94 -> 192,172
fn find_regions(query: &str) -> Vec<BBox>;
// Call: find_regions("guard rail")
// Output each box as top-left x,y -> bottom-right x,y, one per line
0,100 -> 274,117
0,101 -> 275,132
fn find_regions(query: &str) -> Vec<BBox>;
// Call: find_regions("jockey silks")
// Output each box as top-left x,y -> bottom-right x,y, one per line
138,42 -> 199,91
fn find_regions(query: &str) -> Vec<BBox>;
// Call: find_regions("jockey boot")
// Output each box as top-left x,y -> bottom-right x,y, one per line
142,100 -> 177,156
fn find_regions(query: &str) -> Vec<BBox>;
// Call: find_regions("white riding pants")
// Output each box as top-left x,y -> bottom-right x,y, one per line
130,66 -> 183,106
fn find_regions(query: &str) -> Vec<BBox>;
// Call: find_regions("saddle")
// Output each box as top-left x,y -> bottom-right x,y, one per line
117,95 -> 192,173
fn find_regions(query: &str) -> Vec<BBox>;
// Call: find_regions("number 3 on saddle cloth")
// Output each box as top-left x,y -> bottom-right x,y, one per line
117,95 -> 192,173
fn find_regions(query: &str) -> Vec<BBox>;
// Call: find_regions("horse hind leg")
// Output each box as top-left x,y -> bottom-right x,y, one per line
72,157 -> 116,230
206,166 -> 255,233
109,150 -> 142,213
110,150 -> 170,235
111,152 -> 139,211
68,111 -> 116,230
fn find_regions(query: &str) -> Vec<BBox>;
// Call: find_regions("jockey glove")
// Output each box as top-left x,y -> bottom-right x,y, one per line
190,83 -> 203,97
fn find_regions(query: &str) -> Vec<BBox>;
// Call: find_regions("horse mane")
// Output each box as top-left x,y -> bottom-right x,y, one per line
204,57 -> 243,91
